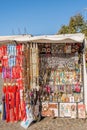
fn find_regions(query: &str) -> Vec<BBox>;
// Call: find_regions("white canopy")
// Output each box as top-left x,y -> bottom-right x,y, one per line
13,33 -> 85,43
0,35 -> 31,43
0,33 -> 85,44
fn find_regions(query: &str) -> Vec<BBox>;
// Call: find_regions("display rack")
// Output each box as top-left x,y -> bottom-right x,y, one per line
38,43 -> 84,104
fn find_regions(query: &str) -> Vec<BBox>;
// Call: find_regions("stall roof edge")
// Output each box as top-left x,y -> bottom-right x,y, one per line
0,33 -> 85,44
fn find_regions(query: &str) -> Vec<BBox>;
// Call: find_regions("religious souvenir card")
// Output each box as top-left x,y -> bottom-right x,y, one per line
78,104 -> 86,119
42,102 -> 58,117
60,103 -> 76,118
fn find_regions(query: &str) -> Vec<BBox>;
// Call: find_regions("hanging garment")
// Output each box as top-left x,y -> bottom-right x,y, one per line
20,89 -> 26,121
2,67 -> 7,79
16,44 -> 22,55
1,43 -> 26,123
6,67 -> 12,79
1,56 -> 8,67
12,66 -> 16,79
2,94 -> 6,120
0,47 -> 3,59
17,79 -> 23,89
16,55 -> 23,66
2,45 -> 7,56
13,45 -> 16,56
7,45 -> 11,57
7,45 -> 16,57
0,60 -> 2,73
9,90 -> 15,122
16,66 -> 23,79
0,45 -> 7,59
5,90 -> 10,122
15,90 -> 20,121
12,66 -> 22,79
8,56 -> 16,67
20,100 -> 26,121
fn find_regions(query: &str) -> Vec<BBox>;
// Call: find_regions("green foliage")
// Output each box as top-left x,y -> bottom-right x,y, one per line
57,14 -> 87,37
58,25 -> 69,34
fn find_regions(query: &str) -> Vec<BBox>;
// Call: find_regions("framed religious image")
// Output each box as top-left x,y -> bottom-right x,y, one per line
78,104 -> 86,119
41,102 -> 49,117
60,103 -> 76,118
69,96 -> 74,103
42,102 -> 58,117
48,103 -> 58,117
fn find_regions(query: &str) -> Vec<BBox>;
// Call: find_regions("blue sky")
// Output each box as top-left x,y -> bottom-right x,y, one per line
0,0 -> 87,36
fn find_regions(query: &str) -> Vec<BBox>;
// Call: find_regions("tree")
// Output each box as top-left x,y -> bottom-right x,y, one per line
81,21 -> 87,38
58,25 -> 69,34
57,14 -> 87,37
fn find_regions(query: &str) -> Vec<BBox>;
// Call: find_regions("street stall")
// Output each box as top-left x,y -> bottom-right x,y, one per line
27,33 -> 86,118
0,33 -> 86,128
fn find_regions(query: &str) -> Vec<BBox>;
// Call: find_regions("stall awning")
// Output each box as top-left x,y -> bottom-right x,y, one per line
11,33 -> 85,44
0,35 -> 31,44
0,33 -> 85,44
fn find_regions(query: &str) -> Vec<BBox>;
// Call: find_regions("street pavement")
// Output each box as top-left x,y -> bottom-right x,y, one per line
0,117 -> 87,130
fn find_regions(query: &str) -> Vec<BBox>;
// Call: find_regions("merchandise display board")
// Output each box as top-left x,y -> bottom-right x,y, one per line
38,43 -> 83,104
